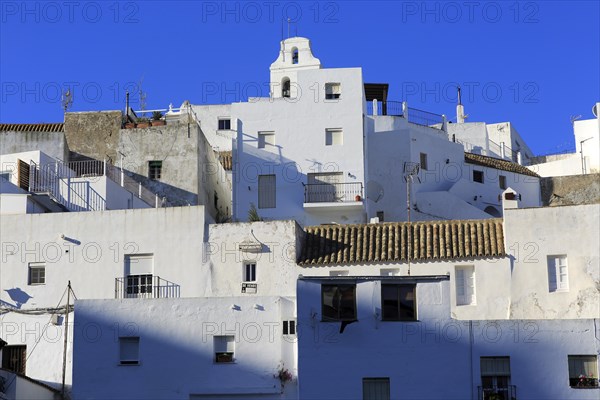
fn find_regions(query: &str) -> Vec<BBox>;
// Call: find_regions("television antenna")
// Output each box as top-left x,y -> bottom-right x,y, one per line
403,162 -> 420,276
61,87 -> 73,113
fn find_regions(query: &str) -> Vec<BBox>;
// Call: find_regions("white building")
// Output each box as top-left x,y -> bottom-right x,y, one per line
297,276 -> 600,399
0,206 -> 210,393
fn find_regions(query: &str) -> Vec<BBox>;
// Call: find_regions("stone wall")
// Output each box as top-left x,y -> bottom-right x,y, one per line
64,111 -> 121,162
541,173 -> 600,206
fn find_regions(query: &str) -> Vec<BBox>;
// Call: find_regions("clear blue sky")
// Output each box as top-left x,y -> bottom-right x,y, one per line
1,1 -> 598,155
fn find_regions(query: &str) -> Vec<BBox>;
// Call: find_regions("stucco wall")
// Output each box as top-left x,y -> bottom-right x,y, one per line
504,204 -> 600,319
64,111 -> 121,163
0,131 -> 67,162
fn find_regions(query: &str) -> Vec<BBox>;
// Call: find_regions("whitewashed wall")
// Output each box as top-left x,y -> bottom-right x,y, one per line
72,297 -> 298,400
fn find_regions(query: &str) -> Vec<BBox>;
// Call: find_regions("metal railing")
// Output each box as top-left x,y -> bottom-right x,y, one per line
366,100 -> 404,116
115,275 -> 180,299
66,160 -> 105,177
406,107 -> 444,129
105,164 -> 167,207
304,182 -> 363,203
478,385 -> 517,400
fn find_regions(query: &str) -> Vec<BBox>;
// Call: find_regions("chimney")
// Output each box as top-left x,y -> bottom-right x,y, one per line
456,86 -> 465,124
501,188 -> 520,211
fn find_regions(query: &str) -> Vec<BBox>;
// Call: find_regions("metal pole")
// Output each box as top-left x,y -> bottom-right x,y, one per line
407,176 -> 412,276
61,281 -> 71,399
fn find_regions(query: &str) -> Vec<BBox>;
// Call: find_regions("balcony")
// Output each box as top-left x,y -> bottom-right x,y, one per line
478,385 -> 517,400
115,275 -> 180,299
303,182 -> 364,212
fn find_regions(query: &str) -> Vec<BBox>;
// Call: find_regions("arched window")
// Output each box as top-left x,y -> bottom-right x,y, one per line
291,48 -> 299,64
282,78 -> 291,98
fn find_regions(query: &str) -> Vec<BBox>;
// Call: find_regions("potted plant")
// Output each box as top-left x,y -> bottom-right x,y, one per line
151,111 -> 165,126
355,194 -> 362,201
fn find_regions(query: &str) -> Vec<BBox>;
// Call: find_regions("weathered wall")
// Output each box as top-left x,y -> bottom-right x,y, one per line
0,131 -> 67,161
541,173 -> 600,206
64,111 -> 121,162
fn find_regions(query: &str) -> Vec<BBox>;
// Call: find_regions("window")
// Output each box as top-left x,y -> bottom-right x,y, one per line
291,47 -> 298,64
243,262 -> 256,282
258,174 -> 276,209
321,284 -> 356,321
124,254 -> 154,298
547,255 -> 568,292
325,83 -> 341,100
568,355 -> 599,388
214,335 -> 235,363
481,357 -> 512,396
420,153 -> 428,170
258,131 -> 275,149
119,337 -> 140,365
282,320 -> 296,335
455,266 -> 476,305
363,378 -> 390,400
307,172 -> 343,202
282,78 -> 290,98
381,284 -> 416,321
499,175 -> 507,190
148,161 -> 162,180
473,170 -> 484,183
218,118 -> 231,130
1,345 -> 26,374
28,262 -> 45,285
376,211 -> 384,222
325,129 -> 343,146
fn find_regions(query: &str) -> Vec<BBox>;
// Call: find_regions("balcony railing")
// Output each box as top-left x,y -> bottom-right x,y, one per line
406,107 -> 445,129
304,182 -> 363,203
478,385 -> 517,400
366,100 -> 404,116
115,275 -> 180,299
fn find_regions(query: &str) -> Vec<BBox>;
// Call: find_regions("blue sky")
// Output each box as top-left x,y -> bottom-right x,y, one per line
1,1 -> 598,155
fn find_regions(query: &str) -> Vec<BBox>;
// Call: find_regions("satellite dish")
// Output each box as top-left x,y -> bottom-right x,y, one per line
593,104 -> 598,118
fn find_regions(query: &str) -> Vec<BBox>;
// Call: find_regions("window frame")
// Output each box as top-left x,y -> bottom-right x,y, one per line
217,118 -> 231,131
148,160 -> 162,181
214,335 -> 235,363
282,320 -> 296,335
363,377 -> 391,400
455,265 -> 476,306
420,153 -> 428,171
243,262 -> 256,282
119,337 -> 140,366
547,255 -> 569,292
258,174 -> 276,209
257,131 -> 275,149
473,170 -> 484,183
325,82 -> 341,100
381,284 -> 417,321
321,284 -> 357,322
28,262 -> 46,285
499,175 -> 507,190
325,128 -> 343,146
568,355 -> 599,388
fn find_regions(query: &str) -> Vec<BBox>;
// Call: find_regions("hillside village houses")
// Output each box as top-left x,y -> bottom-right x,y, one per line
0,36 -> 598,400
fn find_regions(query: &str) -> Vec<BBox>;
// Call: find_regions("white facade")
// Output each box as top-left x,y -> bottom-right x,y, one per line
297,276 -> 600,400
0,206 -> 209,391
73,297 -> 298,400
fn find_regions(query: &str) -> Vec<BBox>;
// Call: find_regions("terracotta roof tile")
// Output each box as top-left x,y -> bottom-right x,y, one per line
0,123 -> 64,132
218,151 -> 232,171
299,218 -> 505,265
465,152 -> 539,178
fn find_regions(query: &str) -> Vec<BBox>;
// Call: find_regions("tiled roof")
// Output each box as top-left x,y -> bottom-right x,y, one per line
218,151 -> 232,171
299,218 -> 505,265
0,123 -> 64,132
465,152 -> 539,178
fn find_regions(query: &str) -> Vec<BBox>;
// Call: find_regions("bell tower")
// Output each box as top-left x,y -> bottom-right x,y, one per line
269,37 -> 321,99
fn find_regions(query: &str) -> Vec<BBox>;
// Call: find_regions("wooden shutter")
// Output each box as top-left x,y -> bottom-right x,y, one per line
17,159 -> 30,190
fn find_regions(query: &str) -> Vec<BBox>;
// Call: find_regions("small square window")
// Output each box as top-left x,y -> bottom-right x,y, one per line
282,320 -> 296,335
148,161 -> 162,180
325,83 -> 341,100
214,335 -> 235,363
326,129 -> 343,146
473,170 -> 484,183
381,284 -> 416,321
376,211 -> 384,222
568,355 -> 598,388
420,153 -> 428,170
258,131 -> 275,149
363,378 -> 390,400
499,175 -> 507,190
243,262 -> 256,282
218,118 -> 231,130
28,263 -> 45,285
322,284 -> 356,321
119,337 -> 140,365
